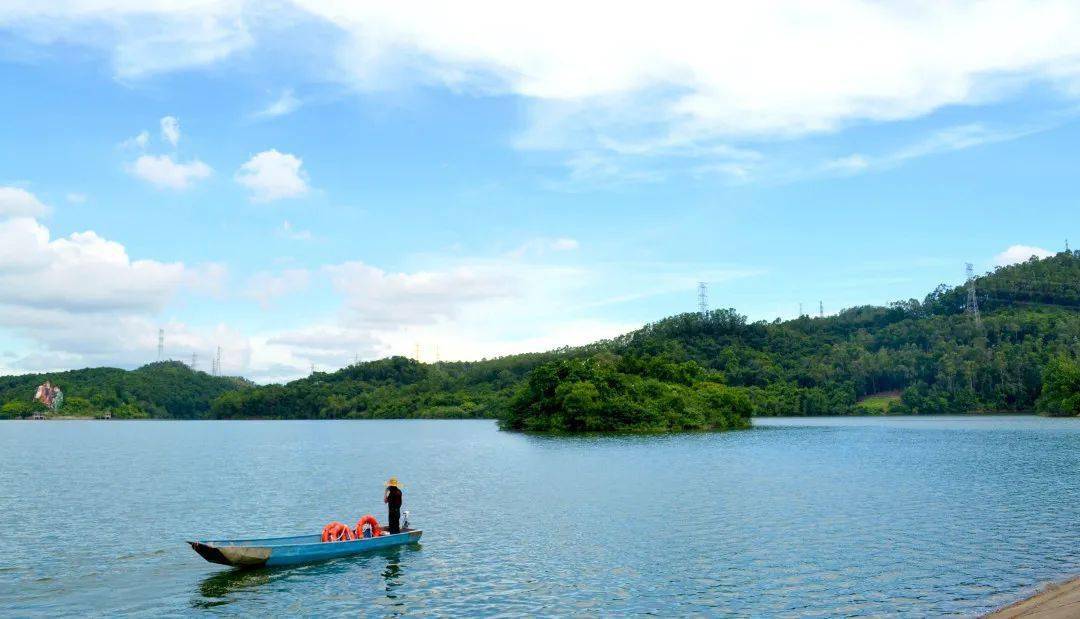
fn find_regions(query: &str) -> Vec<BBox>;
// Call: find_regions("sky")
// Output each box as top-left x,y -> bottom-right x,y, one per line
0,1 -> 1077,383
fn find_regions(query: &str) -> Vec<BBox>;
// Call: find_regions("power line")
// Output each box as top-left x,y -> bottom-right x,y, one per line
965,263 -> 982,327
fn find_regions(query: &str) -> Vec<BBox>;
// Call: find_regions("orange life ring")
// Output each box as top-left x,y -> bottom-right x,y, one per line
322,521 -> 354,542
355,514 -> 382,538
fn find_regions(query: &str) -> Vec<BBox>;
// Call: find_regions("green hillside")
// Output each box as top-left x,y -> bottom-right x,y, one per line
0,361 -> 252,419
4,252 -> 1080,425
202,251 -> 1080,424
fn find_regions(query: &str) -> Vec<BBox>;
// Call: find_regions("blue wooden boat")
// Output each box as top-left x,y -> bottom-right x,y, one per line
188,527 -> 422,568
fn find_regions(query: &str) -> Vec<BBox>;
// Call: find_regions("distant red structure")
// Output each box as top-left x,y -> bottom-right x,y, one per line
33,381 -> 63,412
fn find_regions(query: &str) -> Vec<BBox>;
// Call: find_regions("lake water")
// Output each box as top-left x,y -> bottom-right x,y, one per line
1,416 -> 1078,617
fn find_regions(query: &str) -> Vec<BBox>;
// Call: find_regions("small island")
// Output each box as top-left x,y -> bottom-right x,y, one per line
499,354 -> 752,433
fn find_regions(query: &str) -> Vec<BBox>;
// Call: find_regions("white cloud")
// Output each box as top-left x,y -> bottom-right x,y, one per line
243,268 -> 310,306
822,154 -> 871,174
265,325 -> 384,368
994,245 -> 1054,266
122,130 -> 150,150
0,213 -> 240,374
7,4 -> 1080,144
278,220 -> 312,240
129,154 -> 212,189
325,261 -> 524,327
160,115 -> 180,147
508,237 -> 580,258
235,149 -> 310,202
0,2 -> 254,79
8,2 -> 1080,185
0,186 -> 51,217
65,192 -> 87,204
293,3 -> 1080,144
251,89 -> 301,120
0,217 -> 186,313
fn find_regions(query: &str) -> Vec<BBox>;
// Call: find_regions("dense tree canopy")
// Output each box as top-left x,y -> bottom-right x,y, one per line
501,353 -> 751,432
0,361 -> 250,419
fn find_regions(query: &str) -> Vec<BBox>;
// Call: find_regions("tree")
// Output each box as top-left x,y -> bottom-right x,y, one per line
1036,355 -> 1080,417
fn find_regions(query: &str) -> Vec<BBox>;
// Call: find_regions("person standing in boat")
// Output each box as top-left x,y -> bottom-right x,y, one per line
384,476 -> 403,534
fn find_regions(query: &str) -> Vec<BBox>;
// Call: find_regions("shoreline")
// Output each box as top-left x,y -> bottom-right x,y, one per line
986,576 -> 1080,618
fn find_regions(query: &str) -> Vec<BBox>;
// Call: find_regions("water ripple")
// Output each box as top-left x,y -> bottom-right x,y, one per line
0,417 -> 1077,616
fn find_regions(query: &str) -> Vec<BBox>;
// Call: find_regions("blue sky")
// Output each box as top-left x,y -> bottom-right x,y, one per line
0,2 -> 1077,382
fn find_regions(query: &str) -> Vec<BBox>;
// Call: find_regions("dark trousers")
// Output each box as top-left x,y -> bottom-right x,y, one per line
388,507 -> 401,534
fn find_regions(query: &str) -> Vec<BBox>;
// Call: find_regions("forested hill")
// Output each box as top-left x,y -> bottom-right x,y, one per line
4,252 -> 1080,420
0,361 -> 251,418
207,251 -> 1080,420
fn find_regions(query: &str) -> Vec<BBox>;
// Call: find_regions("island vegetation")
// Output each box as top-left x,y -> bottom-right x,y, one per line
501,354 -> 751,432
3,252 -> 1080,429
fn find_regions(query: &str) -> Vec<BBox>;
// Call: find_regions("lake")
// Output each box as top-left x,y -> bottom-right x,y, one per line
1,416 -> 1077,616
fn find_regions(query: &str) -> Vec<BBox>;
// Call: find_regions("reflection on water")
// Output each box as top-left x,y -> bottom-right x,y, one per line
192,544 -> 420,610
194,568 -> 274,608
3,418 -> 1079,616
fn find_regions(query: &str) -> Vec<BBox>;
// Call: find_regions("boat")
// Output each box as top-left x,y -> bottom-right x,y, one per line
188,527 -> 423,568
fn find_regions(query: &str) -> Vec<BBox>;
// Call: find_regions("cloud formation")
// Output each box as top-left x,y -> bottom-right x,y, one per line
0,216 -> 186,313
0,186 -> 51,217
160,115 -> 180,146
0,198 -> 242,374
7,3 -> 1080,154
994,245 -> 1054,266
130,154 -> 213,189
243,268 -> 310,306
251,89 -> 301,120
278,220 -> 312,240
235,149 -> 310,202
326,261 -> 523,327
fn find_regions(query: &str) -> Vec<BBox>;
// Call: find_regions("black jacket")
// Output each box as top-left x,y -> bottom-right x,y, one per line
386,486 -> 402,510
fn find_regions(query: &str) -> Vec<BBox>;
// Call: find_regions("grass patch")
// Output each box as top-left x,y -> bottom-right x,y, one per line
854,391 -> 902,415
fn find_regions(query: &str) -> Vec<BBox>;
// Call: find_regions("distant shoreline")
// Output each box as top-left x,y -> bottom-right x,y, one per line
986,575 -> 1080,618
4,413 -> 1069,422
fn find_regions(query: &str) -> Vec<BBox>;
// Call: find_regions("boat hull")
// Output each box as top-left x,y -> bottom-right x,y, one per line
189,529 -> 422,568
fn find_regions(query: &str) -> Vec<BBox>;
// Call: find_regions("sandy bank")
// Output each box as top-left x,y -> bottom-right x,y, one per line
986,576 -> 1080,618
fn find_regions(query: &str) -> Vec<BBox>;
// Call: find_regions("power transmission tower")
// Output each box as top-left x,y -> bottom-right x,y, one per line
798,302 -> 803,317
697,282 -> 708,315
965,263 -> 982,327
157,329 -> 165,360
414,343 -> 421,362
215,347 -> 222,376
819,300 -> 824,318
190,353 -> 198,371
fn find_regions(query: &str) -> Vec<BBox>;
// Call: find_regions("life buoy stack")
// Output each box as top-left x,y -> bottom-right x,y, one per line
355,514 -> 382,538
321,521 -> 355,542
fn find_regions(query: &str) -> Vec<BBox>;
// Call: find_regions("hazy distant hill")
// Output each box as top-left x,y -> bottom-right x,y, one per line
0,361 -> 252,418
4,252 -> 1080,421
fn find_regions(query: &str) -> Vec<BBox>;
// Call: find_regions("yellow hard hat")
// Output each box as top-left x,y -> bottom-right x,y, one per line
386,476 -> 400,487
